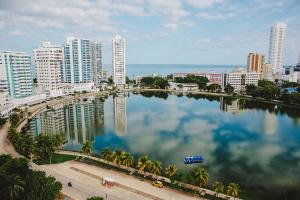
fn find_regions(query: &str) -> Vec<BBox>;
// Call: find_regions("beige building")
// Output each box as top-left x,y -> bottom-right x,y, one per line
33,41 -> 64,97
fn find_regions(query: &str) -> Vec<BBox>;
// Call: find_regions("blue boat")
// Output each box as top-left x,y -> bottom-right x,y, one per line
184,156 -> 204,164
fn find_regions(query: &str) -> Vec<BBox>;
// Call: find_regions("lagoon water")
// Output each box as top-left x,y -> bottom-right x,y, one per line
28,93 -> 300,199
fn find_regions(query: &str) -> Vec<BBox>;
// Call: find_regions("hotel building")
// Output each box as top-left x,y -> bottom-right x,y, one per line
0,51 -> 33,98
33,41 -> 64,97
269,22 -> 287,75
63,37 -> 102,86
112,34 -> 126,86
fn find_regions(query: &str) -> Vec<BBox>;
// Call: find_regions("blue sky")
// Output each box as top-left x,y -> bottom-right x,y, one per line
0,0 -> 299,65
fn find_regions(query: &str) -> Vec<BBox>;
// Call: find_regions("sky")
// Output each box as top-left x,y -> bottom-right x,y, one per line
0,0 -> 299,65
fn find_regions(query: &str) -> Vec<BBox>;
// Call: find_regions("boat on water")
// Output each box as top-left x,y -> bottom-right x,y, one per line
184,156 -> 204,164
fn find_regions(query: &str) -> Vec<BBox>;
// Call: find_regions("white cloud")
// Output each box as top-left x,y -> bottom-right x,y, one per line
196,12 -> 237,20
9,30 -> 23,36
181,20 -> 194,27
186,0 -> 225,9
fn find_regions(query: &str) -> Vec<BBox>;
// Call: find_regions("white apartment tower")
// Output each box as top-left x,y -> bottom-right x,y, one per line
269,22 -> 287,75
0,51 -> 33,98
112,34 -> 126,86
63,37 -> 102,86
33,41 -> 64,96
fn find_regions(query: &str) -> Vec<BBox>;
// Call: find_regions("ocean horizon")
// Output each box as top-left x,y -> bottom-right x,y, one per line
103,64 -> 243,77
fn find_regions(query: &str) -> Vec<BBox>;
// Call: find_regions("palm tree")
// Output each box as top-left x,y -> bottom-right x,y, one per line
165,164 -> 177,178
121,152 -> 133,167
136,155 -> 152,172
100,148 -> 111,160
213,181 -> 224,198
53,134 -> 64,149
111,149 -> 123,165
9,113 -> 20,128
227,183 -> 240,200
150,160 -> 162,176
193,167 -> 209,188
6,174 -> 25,200
81,140 -> 93,156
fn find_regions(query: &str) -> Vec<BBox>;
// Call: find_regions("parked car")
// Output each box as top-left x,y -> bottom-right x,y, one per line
152,181 -> 164,188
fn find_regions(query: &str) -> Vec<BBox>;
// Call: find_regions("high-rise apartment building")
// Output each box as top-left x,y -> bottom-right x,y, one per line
0,51 -> 33,98
33,41 -> 64,96
247,53 -> 265,72
269,22 -> 287,75
112,34 -> 126,86
63,37 -> 102,86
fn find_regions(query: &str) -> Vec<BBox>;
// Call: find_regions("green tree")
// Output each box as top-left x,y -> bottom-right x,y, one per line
154,77 -> 169,89
141,77 -> 154,87
193,167 -> 209,188
100,148 -> 111,160
136,155 -> 152,172
9,113 -> 20,128
245,84 -> 257,95
53,134 -> 64,149
6,174 -> 25,200
213,181 -> 225,198
81,140 -> 93,156
207,83 -> 221,92
24,171 -> 62,200
87,197 -> 104,200
150,160 -> 162,176
121,152 -> 133,167
35,135 -> 57,163
111,149 -> 123,165
165,164 -> 177,178
0,117 -> 7,127
227,183 -> 240,199
224,84 -> 235,94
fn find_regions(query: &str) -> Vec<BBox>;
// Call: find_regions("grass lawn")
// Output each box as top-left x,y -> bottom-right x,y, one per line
34,153 -> 77,165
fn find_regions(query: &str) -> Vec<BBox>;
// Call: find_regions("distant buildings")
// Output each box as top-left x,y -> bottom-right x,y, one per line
63,37 -> 102,86
102,69 -> 109,82
112,34 -> 126,86
33,41 -> 64,97
173,72 -> 222,85
269,22 -> 287,75
135,76 -> 143,85
221,68 -> 259,92
247,53 -> 273,80
0,51 -> 33,98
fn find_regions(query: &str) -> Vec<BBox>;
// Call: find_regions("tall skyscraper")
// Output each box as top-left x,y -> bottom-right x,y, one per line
91,42 -> 102,86
33,41 -> 64,96
0,51 -> 33,98
63,37 -> 102,85
112,34 -> 126,86
268,22 -> 287,75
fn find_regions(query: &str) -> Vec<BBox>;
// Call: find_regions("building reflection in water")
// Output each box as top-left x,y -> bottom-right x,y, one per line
28,96 -> 105,145
220,97 -> 243,115
263,111 -> 278,135
113,93 -> 127,136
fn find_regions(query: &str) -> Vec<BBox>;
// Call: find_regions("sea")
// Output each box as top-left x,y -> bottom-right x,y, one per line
103,64 -> 240,77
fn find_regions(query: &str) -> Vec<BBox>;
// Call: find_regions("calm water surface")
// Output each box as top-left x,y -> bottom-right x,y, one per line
28,93 -> 300,199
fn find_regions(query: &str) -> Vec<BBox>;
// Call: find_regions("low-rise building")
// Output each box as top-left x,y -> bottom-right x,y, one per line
135,76 -> 143,85
169,82 -> 199,91
221,70 -> 259,92
173,72 -> 222,85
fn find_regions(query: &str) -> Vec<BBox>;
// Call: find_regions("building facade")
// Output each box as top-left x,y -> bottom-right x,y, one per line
33,41 -> 64,97
269,22 -> 287,75
63,37 -> 102,86
222,71 -> 259,92
102,69 -> 109,82
112,34 -> 126,86
0,51 -> 33,98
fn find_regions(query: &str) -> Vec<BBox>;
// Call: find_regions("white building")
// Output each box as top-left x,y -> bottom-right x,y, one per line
269,22 -> 287,75
222,70 -> 259,92
63,37 -> 102,86
0,51 -> 33,98
33,41 -> 64,97
112,34 -> 126,86
135,76 -> 143,85
102,69 -> 109,82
